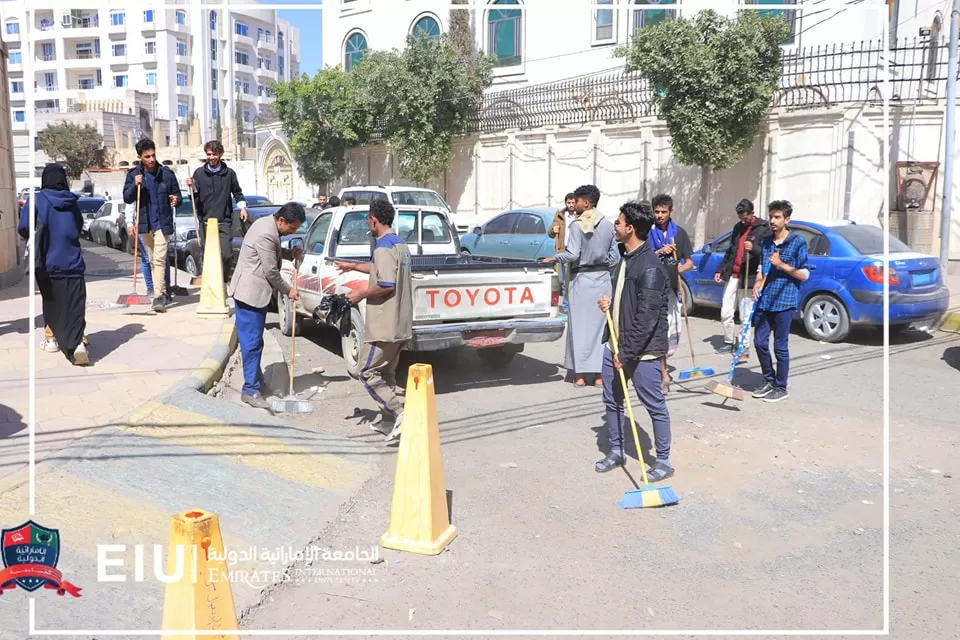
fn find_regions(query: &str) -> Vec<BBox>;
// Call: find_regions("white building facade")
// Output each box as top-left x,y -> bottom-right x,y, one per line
323,0 -> 893,88
1,2 -> 301,191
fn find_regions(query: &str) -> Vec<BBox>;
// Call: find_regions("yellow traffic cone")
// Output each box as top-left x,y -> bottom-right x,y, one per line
196,218 -> 230,318
380,363 -> 458,555
160,509 -> 239,639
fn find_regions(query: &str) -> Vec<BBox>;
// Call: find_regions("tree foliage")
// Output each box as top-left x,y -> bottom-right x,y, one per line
272,68 -> 373,187
37,122 -> 106,178
449,0 -> 475,61
615,10 -> 790,170
352,34 -> 493,185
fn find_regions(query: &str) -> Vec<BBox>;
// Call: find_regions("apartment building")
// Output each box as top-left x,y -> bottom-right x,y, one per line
322,0 -> 894,88
1,3 -> 301,190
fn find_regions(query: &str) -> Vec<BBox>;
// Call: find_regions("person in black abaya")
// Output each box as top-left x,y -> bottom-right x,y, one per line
17,163 -> 90,366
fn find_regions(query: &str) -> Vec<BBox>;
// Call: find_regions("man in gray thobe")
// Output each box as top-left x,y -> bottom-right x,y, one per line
541,184 -> 620,387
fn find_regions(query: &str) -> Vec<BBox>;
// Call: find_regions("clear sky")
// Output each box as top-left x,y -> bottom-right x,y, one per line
258,0 -> 323,76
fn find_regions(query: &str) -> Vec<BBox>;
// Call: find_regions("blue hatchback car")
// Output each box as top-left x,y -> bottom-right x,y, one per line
681,219 -> 950,342
459,207 -> 558,260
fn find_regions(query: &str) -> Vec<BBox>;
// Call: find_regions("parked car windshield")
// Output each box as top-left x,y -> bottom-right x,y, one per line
832,224 -> 912,255
392,190 -> 448,209
244,196 -> 273,207
296,210 -> 320,233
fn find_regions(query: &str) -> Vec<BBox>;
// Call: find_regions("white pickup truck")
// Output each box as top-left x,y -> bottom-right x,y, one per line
279,205 -> 565,377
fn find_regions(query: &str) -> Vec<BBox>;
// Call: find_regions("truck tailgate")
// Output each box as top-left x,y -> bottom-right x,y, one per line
412,269 -> 554,324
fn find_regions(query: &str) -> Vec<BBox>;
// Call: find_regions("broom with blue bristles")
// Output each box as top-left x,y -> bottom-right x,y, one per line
676,283 -> 714,381
604,310 -> 680,509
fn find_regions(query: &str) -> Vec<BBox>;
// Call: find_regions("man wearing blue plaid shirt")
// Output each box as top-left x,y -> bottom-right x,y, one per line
751,200 -> 809,403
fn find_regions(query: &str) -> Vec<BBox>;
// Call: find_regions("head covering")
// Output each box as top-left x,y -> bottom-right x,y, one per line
40,163 -> 69,191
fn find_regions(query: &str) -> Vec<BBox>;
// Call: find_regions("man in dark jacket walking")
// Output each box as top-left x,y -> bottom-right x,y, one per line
714,198 -> 772,358
123,139 -> 182,313
186,140 -> 248,282
595,200 -> 674,481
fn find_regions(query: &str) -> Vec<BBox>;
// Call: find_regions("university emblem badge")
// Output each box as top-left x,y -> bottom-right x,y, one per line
0,521 -> 81,597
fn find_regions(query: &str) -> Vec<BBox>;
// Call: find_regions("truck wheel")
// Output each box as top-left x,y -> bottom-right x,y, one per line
477,346 -> 520,369
277,291 -> 302,338
342,308 -> 365,379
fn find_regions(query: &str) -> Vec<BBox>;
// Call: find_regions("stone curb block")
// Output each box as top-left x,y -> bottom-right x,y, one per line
941,309 -> 960,332
174,317 -> 239,393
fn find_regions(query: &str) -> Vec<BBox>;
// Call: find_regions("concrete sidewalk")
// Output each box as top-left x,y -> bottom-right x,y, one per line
941,271 -> 960,331
0,243 -> 376,637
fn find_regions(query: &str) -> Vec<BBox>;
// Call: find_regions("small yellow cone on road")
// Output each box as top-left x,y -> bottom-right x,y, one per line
196,218 -> 230,318
160,509 -> 239,639
380,363 -> 458,555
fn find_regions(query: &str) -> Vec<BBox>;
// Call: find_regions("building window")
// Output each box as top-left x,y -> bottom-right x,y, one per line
146,72 -> 157,85
211,99 -> 218,118
41,43 -> 54,61
176,10 -> 186,25
5,21 -> 19,35
178,103 -> 189,118
235,22 -> 248,37
176,41 -> 187,56
111,12 -> 125,26
145,41 -> 156,54
43,72 -> 55,88
212,76 -> 218,91
243,109 -> 252,123
144,10 -> 154,23
177,72 -> 188,86
14,111 -> 25,123
236,51 -> 249,66
210,11 -> 217,30
343,31 -> 367,71
595,0 -> 614,42
412,15 -> 441,40
242,81 -> 250,94
112,43 -> 126,56
633,0 -> 677,32
487,0 -> 522,68
744,0 -> 796,45
11,81 -> 23,93
113,75 -> 127,88
8,51 -> 21,64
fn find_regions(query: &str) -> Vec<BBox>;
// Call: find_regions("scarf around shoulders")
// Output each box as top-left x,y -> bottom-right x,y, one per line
575,208 -> 602,234
649,219 -> 678,251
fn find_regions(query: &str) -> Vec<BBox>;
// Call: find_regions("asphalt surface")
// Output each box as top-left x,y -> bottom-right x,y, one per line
231,309 -> 959,636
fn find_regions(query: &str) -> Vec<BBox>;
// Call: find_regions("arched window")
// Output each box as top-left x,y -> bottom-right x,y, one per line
633,0 -> 676,33
925,14 -> 942,82
487,0 -> 522,68
344,31 -> 368,71
412,15 -> 442,40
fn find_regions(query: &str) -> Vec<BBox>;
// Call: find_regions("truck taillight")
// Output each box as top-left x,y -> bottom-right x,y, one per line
862,265 -> 900,286
552,290 -> 560,307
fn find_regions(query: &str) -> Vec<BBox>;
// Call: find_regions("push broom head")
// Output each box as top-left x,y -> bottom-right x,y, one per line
618,484 -> 680,509
677,366 -> 715,381
703,379 -> 746,401
116,293 -> 152,306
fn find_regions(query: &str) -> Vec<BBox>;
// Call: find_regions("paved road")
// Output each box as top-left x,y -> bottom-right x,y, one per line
231,309 -> 958,635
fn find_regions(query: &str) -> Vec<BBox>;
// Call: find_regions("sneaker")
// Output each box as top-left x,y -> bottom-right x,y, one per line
717,343 -> 734,354
152,297 -> 166,313
241,393 -> 271,410
40,338 -> 59,353
752,382 -> 775,398
385,412 -> 403,446
147,288 -> 155,299
369,415 -> 394,437
72,343 -> 90,366
763,387 -> 789,403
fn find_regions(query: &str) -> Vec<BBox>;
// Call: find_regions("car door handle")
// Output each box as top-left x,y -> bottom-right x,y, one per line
311,265 -> 317,273
500,240 -> 509,245
808,265 -> 817,270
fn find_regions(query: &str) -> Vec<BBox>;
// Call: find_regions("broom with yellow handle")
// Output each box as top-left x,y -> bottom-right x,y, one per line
604,309 -> 679,509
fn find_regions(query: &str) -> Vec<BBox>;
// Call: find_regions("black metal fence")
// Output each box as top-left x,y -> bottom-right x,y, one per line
460,38 -> 951,134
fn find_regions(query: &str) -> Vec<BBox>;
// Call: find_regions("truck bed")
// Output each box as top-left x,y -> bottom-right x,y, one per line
325,253 -> 548,272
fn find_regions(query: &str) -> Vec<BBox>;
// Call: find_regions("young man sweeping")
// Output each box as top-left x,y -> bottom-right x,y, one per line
751,200 -> 809,403
596,201 -> 674,481
649,194 -> 694,394
334,198 -> 413,447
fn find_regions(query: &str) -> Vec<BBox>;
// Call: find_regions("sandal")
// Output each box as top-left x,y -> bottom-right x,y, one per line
645,460 -> 675,483
594,377 -> 603,387
574,377 -> 586,387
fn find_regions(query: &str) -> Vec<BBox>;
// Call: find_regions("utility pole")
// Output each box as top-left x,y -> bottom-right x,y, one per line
941,0 -> 960,270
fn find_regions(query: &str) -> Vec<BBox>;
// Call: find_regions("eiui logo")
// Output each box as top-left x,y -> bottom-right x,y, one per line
0,521 -> 82,597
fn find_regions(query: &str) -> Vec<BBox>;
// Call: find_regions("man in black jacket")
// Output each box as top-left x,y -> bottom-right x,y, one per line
186,140 -> 248,282
595,201 -> 674,480
714,198 -> 772,358
123,139 -> 182,313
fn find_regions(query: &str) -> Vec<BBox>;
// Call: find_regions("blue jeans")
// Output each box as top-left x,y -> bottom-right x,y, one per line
753,308 -> 793,390
601,347 -> 672,461
138,237 -> 171,292
235,300 -> 268,396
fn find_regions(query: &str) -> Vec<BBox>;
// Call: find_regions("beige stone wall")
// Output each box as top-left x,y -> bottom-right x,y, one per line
0,40 -> 23,287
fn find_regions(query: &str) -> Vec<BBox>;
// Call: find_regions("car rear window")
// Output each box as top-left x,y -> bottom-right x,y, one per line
391,190 -> 447,208
78,200 -> 104,213
833,225 -> 912,255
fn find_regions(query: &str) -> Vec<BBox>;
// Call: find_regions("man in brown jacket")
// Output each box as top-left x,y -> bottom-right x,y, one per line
548,192 -> 578,315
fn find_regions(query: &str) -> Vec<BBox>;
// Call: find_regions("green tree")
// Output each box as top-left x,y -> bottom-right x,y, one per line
214,108 -> 223,143
449,0 -> 475,60
272,68 -> 373,188
37,122 -> 106,179
354,34 -> 493,185
235,88 -> 245,146
615,10 -> 790,246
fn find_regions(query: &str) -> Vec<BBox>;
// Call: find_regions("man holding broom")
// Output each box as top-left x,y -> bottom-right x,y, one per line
595,201 -> 674,481
123,139 -> 182,313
